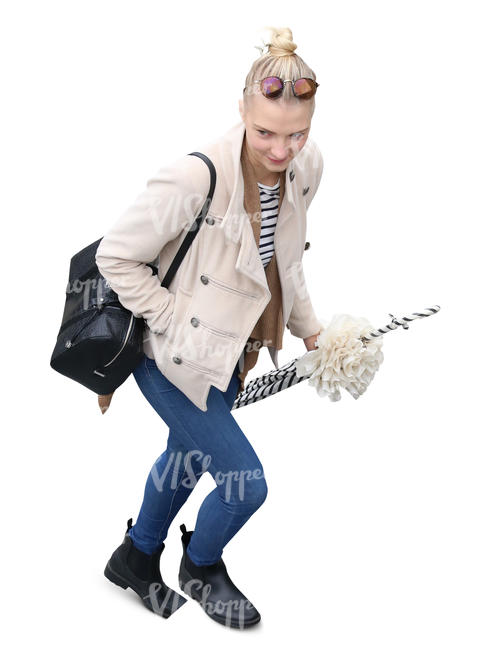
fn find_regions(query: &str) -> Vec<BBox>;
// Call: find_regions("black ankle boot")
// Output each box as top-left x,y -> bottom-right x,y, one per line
178,523 -> 261,629
104,518 -> 187,618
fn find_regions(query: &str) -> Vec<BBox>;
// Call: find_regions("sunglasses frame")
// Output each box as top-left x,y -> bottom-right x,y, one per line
244,76 -> 319,99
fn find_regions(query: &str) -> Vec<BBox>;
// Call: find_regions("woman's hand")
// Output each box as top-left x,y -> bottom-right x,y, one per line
303,330 -> 322,352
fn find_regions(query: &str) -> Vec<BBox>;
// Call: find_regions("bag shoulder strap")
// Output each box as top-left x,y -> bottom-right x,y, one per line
147,152 -> 216,288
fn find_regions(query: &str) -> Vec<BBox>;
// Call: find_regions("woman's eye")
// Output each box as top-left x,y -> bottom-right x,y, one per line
256,129 -> 305,139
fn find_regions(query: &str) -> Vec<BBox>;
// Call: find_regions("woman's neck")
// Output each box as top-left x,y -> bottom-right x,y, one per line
257,173 -> 280,186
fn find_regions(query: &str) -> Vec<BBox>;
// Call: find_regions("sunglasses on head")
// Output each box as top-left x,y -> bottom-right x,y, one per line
243,76 -> 319,100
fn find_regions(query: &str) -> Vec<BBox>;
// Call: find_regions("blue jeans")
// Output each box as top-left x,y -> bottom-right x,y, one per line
128,353 -> 268,566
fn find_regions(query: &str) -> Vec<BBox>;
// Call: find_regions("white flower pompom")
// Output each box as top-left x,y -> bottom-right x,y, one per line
295,314 -> 384,401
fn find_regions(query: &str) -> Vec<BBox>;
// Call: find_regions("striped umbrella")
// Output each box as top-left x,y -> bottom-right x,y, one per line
232,305 -> 440,409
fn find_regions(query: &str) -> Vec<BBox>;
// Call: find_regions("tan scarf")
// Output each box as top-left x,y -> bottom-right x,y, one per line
235,134 -> 285,396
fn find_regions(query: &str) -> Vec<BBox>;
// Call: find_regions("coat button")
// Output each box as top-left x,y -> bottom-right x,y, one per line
302,186 -> 309,195
289,169 -> 295,182
191,317 -> 199,327
173,356 -> 182,364
206,216 -> 215,225
200,274 -> 209,284
304,241 -> 311,250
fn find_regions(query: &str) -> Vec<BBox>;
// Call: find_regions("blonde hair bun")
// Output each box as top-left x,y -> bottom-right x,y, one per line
263,26 -> 297,57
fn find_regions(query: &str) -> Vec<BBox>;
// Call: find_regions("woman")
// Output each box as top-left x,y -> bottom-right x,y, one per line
96,26 -> 324,629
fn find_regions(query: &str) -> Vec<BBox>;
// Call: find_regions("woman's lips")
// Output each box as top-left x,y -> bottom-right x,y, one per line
267,156 -> 288,164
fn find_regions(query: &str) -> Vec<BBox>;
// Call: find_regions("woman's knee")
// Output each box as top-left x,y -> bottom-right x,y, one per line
216,468 -> 268,511
249,475 -> 268,508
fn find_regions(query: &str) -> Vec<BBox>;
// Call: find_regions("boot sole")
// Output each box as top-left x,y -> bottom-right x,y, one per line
178,564 -> 261,629
104,561 -> 186,618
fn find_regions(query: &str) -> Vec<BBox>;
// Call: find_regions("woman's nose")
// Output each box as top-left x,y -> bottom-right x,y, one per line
269,144 -> 289,160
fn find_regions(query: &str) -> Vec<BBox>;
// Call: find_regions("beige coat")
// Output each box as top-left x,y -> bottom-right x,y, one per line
95,120 -> 324,411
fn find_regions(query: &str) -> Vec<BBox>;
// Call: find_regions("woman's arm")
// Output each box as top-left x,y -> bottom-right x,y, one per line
303,331 -> 321,351
286,140 -> 325,348
95,154 -> 210,335
286,264 -> 324,342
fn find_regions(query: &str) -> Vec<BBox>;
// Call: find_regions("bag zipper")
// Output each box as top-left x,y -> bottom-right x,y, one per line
203,273 -> 259,300
103,312 -> 135,367
64,308 -> 100,347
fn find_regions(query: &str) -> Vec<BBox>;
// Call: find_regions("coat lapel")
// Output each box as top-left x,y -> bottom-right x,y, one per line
219,122 -> 300,294
216,120 -> 304,371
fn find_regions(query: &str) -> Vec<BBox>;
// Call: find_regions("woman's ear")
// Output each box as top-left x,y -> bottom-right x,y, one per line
238,98 -> 245,121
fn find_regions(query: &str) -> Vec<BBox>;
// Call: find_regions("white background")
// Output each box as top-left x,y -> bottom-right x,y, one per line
2,1 -> 479,648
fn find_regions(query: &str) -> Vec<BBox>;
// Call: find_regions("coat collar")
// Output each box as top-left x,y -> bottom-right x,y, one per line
219,120 -> 297,245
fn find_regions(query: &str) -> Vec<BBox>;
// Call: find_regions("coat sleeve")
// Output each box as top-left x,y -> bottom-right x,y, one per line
286,141 -> 324,339
95,153 -> 211,335
285,261 -> 324,338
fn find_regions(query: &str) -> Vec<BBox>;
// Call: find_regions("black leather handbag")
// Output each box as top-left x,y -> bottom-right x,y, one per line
50,152 -> 216,398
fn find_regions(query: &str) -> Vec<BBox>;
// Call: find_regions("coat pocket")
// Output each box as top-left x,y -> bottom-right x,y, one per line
195,317 -> 238,341
170,315 -> 239,377
200,272 -> 259,301
163,286 -> 192,345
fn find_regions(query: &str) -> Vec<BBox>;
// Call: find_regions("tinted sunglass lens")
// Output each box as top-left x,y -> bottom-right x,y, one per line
293,78 -> 316,98
261,77 -> 283,98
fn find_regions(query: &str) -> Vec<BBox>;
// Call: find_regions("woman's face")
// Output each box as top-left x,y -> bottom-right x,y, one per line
239,92 -> 313,175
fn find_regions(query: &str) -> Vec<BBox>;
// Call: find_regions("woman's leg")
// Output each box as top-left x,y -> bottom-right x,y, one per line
130,353 -> 267,565
127,356 -> 213,554
127,435 -> 208,554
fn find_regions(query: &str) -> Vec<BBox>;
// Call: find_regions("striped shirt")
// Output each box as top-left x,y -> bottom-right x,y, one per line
257,178 -> 280,267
